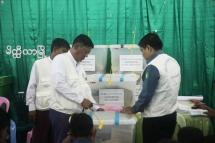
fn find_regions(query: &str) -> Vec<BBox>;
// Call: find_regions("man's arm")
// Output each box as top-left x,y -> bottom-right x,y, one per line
26,62 -> 38,123
26,62 -> 38,111
78,66 -> 102,111
131,65 -> 160,113
192,100 -> 215,118
52,56 -> 92,108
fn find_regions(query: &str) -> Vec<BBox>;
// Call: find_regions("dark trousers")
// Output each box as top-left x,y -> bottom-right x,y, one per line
31,110 -> 52,143
49,109 -> 70,143
142,112 -> 176,143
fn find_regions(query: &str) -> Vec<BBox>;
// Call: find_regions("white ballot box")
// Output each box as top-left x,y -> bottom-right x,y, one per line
87,74 -> 140,106
86,111 -> 137,143
110,44 -> 146,73
84,47 -> 109,74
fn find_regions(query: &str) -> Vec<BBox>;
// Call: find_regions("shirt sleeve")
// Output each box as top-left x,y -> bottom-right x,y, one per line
87,92 -> 99,110
26,62 -> 38,111
51,56 -> 84,104
131,65 -> 160,113
79,66 -> 99,110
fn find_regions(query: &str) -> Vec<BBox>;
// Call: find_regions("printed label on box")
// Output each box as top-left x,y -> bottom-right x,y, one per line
99,89 -> 124,106
80,55 -> 95,71
120,55 -> 143,71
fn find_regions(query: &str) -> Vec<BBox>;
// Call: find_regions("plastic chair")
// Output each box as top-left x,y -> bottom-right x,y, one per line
0,96 -> 10,112
27,130 -> 33,143
0,96 -> 16,143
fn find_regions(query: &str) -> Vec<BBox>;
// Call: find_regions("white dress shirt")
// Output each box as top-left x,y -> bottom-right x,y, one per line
49,51 -> 98,114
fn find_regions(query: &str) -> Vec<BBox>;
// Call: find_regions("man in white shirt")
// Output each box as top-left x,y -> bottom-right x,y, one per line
49,34 -> 100,143
26,38 -> 70,143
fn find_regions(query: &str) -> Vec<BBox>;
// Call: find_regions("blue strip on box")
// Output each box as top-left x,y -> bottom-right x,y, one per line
114,112 -> 119,127
99,74 -> 105,82
120,74 -> 124,82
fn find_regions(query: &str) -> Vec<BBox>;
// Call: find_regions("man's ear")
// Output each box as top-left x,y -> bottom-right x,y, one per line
146,45 -> 153,52
52,47 -> 57,53
145,45 -> 150,50
72,43 -> 80,50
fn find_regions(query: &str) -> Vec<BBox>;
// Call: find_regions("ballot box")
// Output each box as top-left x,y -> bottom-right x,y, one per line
86,111 -> 137,143
80,47 -> 109,74
87,73 -> 140,106
109,44 -> 146,73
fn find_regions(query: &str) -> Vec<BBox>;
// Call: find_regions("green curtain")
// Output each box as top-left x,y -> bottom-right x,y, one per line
0,0 -> 215,107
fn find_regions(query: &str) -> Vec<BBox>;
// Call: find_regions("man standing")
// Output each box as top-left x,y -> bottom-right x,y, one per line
49,34 -> 99,143
26,38 -> 70,143
122,33 -> 181,143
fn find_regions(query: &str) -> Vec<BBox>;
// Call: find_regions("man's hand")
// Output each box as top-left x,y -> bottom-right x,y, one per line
206,108 -> 215,117
121,106 -> 134,114
81,99 -> 93,109
191,100 -> 215,117
191,100 -> 209,110
29,111 -> 36,124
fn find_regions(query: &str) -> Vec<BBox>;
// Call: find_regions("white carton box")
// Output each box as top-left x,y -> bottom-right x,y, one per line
87,111 -> 137,143
87,74 -> 139,106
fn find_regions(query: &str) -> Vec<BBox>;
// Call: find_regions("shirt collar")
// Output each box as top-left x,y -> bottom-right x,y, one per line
46,56 -> 52,63
146,50 -> 163,64
67,51 -> 78,66
48,56 -> 52,62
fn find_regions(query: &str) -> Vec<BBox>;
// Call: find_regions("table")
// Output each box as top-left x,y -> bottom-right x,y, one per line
135,113 -> 214,143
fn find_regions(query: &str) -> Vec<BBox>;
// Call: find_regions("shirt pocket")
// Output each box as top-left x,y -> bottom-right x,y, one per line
39,79 -> 51,87
37,79 -> 52,97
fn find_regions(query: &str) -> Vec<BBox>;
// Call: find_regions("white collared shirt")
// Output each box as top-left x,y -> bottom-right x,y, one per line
26,57 -> 52,111
50,51 -> 98,113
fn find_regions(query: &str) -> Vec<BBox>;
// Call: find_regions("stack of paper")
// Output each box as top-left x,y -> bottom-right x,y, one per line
177,102 -> 207,116
177,95 -> 207,116
177,96 -> 203,101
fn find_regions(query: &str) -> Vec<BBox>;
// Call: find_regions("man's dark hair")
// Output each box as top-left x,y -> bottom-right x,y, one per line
178,127 -> 204,143
51,38 -> 70,52
72,34 -> 94,49
138,32 -> 163,50
0,108 -> 10,130
69,113 -> 93,138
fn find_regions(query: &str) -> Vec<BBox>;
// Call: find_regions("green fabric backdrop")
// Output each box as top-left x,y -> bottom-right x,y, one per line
0,0 -> 215,107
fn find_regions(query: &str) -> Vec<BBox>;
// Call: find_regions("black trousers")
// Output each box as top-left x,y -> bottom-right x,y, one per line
142,112 -> 176,143
31,110 -> 52,143
49,109 -> 70,143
